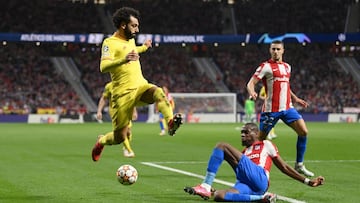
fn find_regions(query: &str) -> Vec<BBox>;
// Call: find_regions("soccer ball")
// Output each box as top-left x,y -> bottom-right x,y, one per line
116,164 -> 138,185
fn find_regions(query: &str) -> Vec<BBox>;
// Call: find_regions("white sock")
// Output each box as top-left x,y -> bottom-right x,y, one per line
200,183 -> 211,192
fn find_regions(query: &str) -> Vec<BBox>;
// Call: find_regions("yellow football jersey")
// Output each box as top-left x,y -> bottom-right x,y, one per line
103,82 -> 112,100
100,35 -> 149,95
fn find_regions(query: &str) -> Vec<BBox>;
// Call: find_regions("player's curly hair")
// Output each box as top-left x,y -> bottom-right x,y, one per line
112,7 -> 140,29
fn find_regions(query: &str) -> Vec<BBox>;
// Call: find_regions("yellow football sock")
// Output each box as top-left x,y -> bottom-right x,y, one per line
154,87 -> 173,123
99,132 -> 115,145
123,138 -> 133,153
161,119 -> 168,130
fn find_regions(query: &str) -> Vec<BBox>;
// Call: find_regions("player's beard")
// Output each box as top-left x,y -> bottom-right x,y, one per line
124,26 -> 136,40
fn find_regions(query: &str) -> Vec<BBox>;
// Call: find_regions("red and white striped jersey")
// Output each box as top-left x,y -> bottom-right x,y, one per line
242,140 -> 279,178
253,59 -> 293,112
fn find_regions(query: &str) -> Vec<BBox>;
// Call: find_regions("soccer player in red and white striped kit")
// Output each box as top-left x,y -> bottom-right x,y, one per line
246,40 -> 314,177
184,123 -> 324,202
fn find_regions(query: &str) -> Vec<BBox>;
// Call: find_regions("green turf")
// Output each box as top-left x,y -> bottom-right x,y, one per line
0,122 -> 359,203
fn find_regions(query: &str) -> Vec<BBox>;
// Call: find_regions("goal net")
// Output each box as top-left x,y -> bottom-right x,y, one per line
146,93 -> 237,123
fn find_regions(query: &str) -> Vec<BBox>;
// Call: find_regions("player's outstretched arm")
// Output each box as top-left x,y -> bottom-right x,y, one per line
137,39 -> 152,54
272,155 -> 324,187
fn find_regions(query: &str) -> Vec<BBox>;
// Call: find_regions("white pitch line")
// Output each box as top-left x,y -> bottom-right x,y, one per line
148,159 -> 360,164
141,162 -> 306,203
141,162 -> 233,186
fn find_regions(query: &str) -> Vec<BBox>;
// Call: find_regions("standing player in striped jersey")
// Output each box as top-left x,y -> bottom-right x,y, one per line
184,123 -> 325,202
246,40 -> 314,177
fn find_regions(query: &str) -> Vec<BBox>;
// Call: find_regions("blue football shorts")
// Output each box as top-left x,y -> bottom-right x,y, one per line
232,155 -> 268,195
259,108 -> 302,134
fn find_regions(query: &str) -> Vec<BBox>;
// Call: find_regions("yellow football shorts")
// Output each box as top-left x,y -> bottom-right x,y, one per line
111,83 -> 155,130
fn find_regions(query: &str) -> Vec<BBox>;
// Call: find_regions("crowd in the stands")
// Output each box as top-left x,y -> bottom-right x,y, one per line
0,0 -> 358,115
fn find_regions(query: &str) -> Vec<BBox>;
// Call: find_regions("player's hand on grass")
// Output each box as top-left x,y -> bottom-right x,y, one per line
309,176 -> 325,187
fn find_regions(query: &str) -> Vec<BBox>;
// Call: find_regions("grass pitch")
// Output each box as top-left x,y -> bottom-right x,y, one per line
0,122 -> 359,203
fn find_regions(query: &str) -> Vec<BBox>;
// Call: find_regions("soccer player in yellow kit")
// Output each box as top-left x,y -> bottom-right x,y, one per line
92,7 -> 182,162
259,86 -> 277,140
96,82 -> 136,158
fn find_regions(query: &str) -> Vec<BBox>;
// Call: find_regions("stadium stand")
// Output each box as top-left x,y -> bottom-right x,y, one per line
210,43 -> 360,114
233,0 -> 349,34
104,0 -> 224,34
0,43 -> 85,115
0,0 -> 358,115
0,0 -> 103,33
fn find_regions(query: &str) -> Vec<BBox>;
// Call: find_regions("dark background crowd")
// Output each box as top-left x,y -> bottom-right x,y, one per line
0,0 -> 359,115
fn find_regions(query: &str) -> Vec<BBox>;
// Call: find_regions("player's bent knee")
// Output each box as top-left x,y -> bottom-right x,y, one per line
297,128 -> 308,136
215,142 -> 228,149
153,87 -> 166,102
